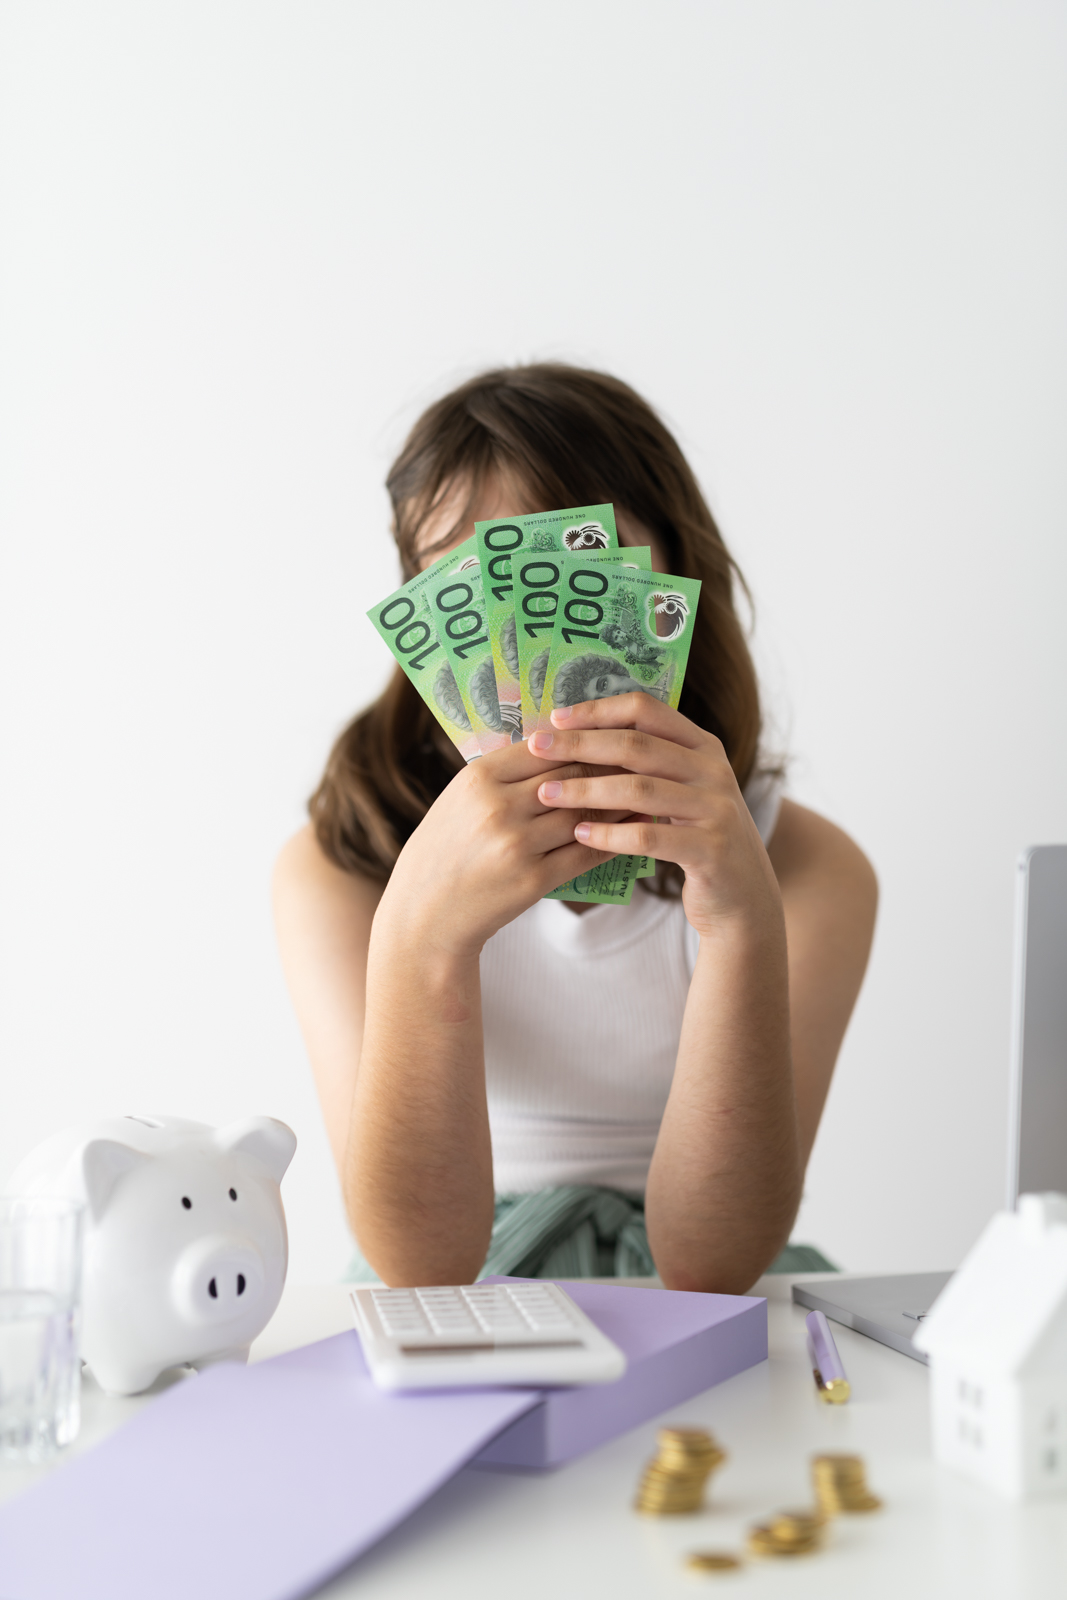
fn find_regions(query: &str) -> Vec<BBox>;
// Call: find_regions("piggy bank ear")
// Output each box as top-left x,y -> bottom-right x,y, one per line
81,1140 -> 147,1223
214,1117 -> 297,1182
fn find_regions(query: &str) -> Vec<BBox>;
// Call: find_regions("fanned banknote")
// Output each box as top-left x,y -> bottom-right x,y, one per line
366,536 -> 483,762
538,558 -> 702,903
539,559 -> 702,723
526,547 -> 656,895
477,506 -> 618,742
518,544 -> 649,735
365,516 -> 702,909
424,564 -> 521,753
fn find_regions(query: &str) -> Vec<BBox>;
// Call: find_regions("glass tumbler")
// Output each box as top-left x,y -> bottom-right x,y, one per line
0,1196 -> 84,1462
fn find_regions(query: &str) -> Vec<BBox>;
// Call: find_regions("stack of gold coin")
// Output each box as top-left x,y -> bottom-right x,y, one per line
811,1453 -> 883,1514
747,1509 -> 825,1557
634,1426 -> 726,1515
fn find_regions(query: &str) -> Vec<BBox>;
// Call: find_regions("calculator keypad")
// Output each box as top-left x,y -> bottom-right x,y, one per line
370,1283 -> 580,1344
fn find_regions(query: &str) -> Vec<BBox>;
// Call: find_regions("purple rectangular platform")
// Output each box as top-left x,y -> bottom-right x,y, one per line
473,1277 -> 767,1470
0,1335 -> 539,1600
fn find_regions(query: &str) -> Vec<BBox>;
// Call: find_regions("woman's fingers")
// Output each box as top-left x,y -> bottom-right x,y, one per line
570,817 -> 708,868
529,727 -> 700,786
521,762 -> 628,813
537,772 -> 706,820
550,691 -> 711,750
539,838 -> 620,892
528,807 -> 627,854
474,740 -> 600,786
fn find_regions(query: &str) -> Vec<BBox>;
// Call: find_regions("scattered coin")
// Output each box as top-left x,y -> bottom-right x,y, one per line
747,1509 -> 825,1557
685,1550 -> 742,1572
812,1452 -> 883,1514
634,1426 -> 727,1515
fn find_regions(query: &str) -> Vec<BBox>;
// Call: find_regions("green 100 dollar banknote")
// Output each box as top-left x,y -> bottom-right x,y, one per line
539,558 -> 702,906
528,547 -> 656,895
424,563 -> 521,753
517,543 -> 648,735
477,505 -> 618,740
539,559 -> 702,723
365,536 -> 483,762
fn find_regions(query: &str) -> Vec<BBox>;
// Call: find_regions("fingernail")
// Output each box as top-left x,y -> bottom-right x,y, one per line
540,781 -> 562,799
551,706 -> 574,723
574,822 -> 591,842
530,730 -> 554,751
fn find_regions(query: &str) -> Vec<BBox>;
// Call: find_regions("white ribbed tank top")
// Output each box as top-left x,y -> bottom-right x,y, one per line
480,776 -> 784,1195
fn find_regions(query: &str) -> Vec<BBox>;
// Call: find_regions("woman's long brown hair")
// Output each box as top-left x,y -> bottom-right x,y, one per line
310,363 -> 767,894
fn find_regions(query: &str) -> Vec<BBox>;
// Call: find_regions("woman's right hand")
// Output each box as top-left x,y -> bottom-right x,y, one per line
374,744 -> 618,959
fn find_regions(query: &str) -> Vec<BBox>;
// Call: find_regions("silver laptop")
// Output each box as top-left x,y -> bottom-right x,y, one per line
794,844 -> 1067,1363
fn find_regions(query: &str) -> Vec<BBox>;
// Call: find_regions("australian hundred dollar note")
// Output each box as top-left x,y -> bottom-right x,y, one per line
539,558 -> 702,723
527,546 -> 656,893
424,563 -> 520,752
477,505 -> 618,741
366,536 -> 484,762
515,538 -> 651,736
539,558 -> 702,902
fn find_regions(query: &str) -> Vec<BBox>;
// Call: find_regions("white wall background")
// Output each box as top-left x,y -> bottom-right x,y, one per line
2,0 -> 1065,1282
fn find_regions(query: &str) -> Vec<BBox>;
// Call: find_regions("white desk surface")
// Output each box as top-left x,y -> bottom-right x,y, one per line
3,1275 -> 1065,1599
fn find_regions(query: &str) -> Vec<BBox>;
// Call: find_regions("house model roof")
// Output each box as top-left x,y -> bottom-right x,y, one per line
914,1194 -> 1067,1377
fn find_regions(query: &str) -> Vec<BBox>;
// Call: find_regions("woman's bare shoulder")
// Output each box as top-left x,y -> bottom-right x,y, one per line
273,824 -> 384,929
767,798 -> 877,898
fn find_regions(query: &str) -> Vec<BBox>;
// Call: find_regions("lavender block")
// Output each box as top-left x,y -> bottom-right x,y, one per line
0,1333 -> 539,1600
473,1278 -> 767,1470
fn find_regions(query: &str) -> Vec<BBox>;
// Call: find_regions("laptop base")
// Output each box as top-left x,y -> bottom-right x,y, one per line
792,1272 -> 953,1364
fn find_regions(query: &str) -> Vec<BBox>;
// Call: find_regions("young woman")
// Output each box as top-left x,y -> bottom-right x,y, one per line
273,364 -> 878,1294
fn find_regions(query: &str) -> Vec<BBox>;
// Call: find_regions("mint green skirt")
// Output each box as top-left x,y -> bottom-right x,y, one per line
343,1186 -> 837,1284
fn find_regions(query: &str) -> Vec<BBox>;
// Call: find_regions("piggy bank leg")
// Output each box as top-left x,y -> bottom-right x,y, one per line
191,1345 -> 251,1372
88,1359 -> 166,1397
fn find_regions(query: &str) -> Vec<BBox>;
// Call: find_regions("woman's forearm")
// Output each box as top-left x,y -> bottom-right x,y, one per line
645,915 -> 800,1294
346,912 -> 495,1285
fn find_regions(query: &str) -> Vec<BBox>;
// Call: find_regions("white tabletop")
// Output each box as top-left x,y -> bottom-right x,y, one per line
3,1276 -> 1066,1598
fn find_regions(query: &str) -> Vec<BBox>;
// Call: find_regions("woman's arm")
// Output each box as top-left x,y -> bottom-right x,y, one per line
273,745 -> 619,1285
530,701 -> 877,1294
272,827 -> 382,1176
645,799 -> 877,1293
273,824 -> 493,1283
766,800 -> 879,1169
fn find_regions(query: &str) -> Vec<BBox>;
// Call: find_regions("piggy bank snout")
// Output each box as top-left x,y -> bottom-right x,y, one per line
171,1235 -> 266,1327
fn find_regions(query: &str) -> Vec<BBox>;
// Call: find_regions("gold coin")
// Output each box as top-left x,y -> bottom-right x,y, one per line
748,1532 -> 819,1558
812,1453 -> 865,1477
747,1514 -> 823,1557
685,1551 -> 742,1572
842,1492 -> 883,1513
770,1510 -> 824,1536
812,1453 -> 882,1513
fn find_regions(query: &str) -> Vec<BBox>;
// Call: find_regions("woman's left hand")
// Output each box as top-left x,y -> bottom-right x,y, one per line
528,693 -> 782,940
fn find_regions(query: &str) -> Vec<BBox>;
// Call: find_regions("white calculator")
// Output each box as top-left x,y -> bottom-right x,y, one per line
349,1281 -> 627,1391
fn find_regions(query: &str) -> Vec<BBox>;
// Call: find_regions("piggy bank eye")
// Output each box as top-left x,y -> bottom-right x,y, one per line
181,1196 -> 192,1210
228,1188 -> 238,1201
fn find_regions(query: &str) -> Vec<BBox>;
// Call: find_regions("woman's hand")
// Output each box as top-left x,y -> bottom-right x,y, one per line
527,694 -> 782,940
376,743 -> 620,960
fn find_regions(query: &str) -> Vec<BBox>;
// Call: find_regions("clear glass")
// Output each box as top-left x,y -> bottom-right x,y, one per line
0,1196 -> 84,1462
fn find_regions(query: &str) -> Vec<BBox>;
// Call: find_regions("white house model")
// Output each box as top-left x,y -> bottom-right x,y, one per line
914,1192 -> 1067,1500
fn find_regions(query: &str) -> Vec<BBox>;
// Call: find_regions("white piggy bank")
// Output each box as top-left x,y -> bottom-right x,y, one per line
7,1114 -> 297,1395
